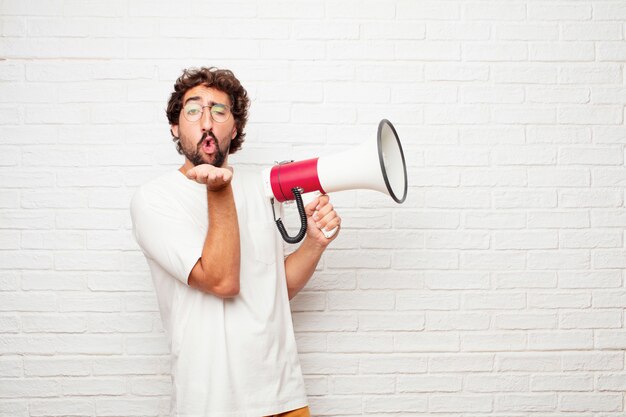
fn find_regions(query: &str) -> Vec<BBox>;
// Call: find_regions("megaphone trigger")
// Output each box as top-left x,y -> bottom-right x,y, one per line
321,226 -> 339,239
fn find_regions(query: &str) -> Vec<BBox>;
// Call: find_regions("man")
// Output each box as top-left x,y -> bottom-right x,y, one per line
130,67 -> 340,417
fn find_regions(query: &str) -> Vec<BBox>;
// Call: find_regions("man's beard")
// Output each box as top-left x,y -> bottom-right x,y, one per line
181,131 -> 228,168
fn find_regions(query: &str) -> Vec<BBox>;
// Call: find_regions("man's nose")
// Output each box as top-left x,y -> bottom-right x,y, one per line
200,108 -> 213,130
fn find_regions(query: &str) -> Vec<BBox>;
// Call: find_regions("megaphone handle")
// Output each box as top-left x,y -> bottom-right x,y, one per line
274,187 -> 307,244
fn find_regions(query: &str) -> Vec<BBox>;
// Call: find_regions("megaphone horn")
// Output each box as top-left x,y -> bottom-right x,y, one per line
263,119 -> 408,243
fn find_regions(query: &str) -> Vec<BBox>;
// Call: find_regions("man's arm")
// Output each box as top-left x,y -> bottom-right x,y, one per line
185,165 -> 241,298
284,195 -> 340,299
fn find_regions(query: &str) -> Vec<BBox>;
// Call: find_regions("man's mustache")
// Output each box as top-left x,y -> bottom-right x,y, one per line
198,131 -> 216,146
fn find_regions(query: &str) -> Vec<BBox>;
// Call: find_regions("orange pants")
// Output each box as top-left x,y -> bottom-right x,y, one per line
265,406 -> 311,417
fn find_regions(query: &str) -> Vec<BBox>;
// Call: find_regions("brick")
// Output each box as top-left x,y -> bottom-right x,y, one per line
330,376 -> 394,394
426,312 -> 490,330
496,353 -> 561,372
290,292 -> 326,312
495,394 -> 556,412
560,64 -> 622,84
61,377 -> 126,396
394,333 -> 460,352
464,2 -> 525,19
595,330 -> 626,349
494,231 -> 558,250
426,189 -> 491,208
309,396 -> 362,416
496,24 -> 559,40
464,42 -> 528,61
597,373 -> 626,391
129,376 -> 172,396
528,331 -> 593,350
427,22 -> 490,40
0,400 -> 27,417
358,313 -> 425,331
593,290 -> 626,307
328,291 -> 394,311
299,354 -> 358,375
24,358 -> 90,377
562,352 -> 624,371
325,250 -> 390,269
29,399 -> 94,417
461,126 -> 525,145
560,271 -> 622,289
394,210 -> 460,229
92,357 -> 169,376
466,375 -> 528,392
425,272 -> 489,290
461,251 -> 526,270
359,354 -> 427,374
598,42 -> 626,61
0,358 -> 21,377
429,354 -> 494,372
528,3 -> 591,20
328,333 -> 394,353
425,63 -> 489,81
396,292 -> 460,311
96,398 -> 161,417
466,333 -> 526,353
560,310 -> 622,329
465,211 -> 526,229
528,168 -> 590,187
396,41 -> 461,61
292,313 -> 357,332
527,251 -> 590,270
22,314 -> 87,333
398,375 -> 461,392
393,250 -> 458,270
559,106 -> 623,125
527,87 -> 589,104
397,1 -> 461,19
560,394 -> 623,412
364,395 -> 427,413
429,395 -> 492,412
0,378 -> 60,398
495,313 -> 557,330
494,272 -> 557,289
528,210 -> 589,228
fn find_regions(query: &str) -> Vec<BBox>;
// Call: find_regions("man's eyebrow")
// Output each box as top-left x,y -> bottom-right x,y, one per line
183,96 -> 202,106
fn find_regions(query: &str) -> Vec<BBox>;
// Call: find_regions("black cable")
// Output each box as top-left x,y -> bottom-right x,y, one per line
275,187 -> 307,244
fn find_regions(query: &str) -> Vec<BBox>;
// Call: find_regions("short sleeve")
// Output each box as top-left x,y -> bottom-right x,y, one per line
130,186 -> 205,285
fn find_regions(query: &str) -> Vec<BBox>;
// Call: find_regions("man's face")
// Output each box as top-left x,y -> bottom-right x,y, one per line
171,85 -> 237,168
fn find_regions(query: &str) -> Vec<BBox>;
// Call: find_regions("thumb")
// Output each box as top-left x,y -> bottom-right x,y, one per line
185,167 -> 198,179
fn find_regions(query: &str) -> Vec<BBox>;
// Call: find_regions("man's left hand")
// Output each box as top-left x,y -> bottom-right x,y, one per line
304,194 -> 341,247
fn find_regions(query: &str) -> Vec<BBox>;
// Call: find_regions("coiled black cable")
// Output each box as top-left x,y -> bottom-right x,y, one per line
274,187 -> 307,244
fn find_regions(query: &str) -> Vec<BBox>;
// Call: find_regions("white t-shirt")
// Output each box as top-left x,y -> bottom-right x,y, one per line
130,167 -> 307,417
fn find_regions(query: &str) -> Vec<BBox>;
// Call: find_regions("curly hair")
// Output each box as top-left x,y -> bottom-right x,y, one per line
166,67 -> 250,155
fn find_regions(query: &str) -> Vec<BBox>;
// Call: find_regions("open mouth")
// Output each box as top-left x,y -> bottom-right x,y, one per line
200,134 -> 216,154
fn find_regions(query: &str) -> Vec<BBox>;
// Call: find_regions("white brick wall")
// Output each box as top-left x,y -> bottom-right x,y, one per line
1,1 -> 625,416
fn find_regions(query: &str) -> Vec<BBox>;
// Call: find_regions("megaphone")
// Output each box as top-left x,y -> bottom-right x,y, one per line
262,119 -> 408,243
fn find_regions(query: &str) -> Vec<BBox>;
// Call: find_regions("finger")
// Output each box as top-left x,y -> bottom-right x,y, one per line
304,196 -> 320,216
323,216 -> 341,231
316,194 -> 330,209
315,203 -> 334,219
317,210 -> 338,229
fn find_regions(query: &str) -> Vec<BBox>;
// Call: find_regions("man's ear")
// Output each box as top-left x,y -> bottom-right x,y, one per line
171,125 -> 179,138
231,126 -> 237,140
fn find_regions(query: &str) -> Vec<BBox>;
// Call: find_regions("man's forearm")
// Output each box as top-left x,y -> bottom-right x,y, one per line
284,236 -> 325,299
189,184 -> 241,296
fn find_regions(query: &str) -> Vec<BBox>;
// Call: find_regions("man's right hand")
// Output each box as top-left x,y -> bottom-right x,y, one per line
185,164 -> 233,191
